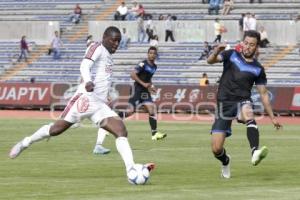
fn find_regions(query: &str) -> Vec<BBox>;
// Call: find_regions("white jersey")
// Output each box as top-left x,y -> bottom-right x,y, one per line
80,42 -> 113,102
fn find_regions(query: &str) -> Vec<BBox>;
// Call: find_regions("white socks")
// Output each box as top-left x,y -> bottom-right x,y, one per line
115,137 -> 135,172
96,128 -> 108,145
25,124 -> 51,146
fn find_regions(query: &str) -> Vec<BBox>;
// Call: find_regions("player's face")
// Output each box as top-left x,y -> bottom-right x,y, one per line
147,49 -> 157,61
103,32 -> 121,54
242,36 -> 258,59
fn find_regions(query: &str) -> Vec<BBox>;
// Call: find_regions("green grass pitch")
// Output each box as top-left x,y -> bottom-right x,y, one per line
1,119 -> 299,200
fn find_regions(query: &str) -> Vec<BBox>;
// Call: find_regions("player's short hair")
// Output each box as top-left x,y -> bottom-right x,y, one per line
103,26 -> 121,38
243,30 -> 261,44
148,46 -> 157,53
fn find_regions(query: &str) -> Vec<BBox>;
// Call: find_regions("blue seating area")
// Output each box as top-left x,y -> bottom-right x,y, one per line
0,0 -> 300,86
2,40 -> 299,86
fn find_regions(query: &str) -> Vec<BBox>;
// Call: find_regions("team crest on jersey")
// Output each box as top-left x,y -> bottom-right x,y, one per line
77,96 -> 89,113
138,62 -> 145,68
105,65 -> 113,74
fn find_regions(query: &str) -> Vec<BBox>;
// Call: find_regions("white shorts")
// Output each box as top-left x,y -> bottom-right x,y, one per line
61,93 -> 118,125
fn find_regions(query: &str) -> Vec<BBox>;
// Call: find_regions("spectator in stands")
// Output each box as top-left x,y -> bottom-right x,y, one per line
208,0 -> 221,15
158,14 -> 165,20
51,31 -> 63,60
222,0 -> 233,15
137,4 -> 145,17
127,1 -> 139,20
239,13 -> 245,39
199,73 -> 209,86
145,15 -> 156,42
30,77 -> 35,83
243,12 -> 251,32
86,35 -> 94,47
68,3 -> 82,24
198,41 -> 212,60
165,14 -> 175,42
119,28 -> 130,49
259,26 -> 270,48
249,14 -> 257,30
250,0 -> 262,3
18,35 -> 29,62
214,18 -> 223,43
137,16 -> 146,43
114,2 -> 128,21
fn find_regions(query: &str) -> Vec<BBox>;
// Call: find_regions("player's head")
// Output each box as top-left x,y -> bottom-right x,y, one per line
102,26 -> 121,54
242,30 -> 260,59
147,46 -> 157,62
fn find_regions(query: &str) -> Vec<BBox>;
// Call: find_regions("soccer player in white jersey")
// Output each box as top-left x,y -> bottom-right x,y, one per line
9,26 -> 155,177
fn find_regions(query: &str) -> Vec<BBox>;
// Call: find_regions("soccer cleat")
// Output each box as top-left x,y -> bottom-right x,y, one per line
151,132 -> 167,140
221,155 -> 231,179
145,162 -> 156,172
9,137 -> 31,159
251,146 -> 269,166
93,145 -> 111,155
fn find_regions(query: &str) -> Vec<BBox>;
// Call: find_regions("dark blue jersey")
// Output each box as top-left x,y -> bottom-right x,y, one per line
217,49 -> 267,101
134,59 -> 157,88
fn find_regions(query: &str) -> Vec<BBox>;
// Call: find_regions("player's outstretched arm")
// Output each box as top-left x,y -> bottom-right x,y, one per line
207,43 -> 227,64
256,85 -> 282,130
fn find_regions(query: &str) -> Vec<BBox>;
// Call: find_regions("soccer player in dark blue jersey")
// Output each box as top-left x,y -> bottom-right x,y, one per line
207,30 -> 282,178
119,46 -> 167,140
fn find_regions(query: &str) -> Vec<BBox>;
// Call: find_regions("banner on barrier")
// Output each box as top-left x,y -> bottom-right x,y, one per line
0,83 -> 297,112
0,83 -> 51,106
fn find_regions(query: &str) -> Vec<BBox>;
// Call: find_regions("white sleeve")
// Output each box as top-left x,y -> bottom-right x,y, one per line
80,44 -> 102,83
80,59 -> 93,83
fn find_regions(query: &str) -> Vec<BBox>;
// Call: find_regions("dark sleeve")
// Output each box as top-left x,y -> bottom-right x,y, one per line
134,61 -> 145,73
255,67 -> 267,85
220,49 -> 234,63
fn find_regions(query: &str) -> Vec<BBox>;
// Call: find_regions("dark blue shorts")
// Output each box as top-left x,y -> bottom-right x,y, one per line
128,86 -> 153,110
211,100 -> 252,137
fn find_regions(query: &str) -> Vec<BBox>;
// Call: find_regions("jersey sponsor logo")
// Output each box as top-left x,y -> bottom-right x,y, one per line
85,42 -> 101,59
77,95 -> 89,113
105,65 -> 113,74
230,52 -> 261,76
145,65 -> 156,74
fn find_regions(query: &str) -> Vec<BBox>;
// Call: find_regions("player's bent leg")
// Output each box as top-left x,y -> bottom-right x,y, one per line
49,120 -> 73,136
9,120 -> 73,159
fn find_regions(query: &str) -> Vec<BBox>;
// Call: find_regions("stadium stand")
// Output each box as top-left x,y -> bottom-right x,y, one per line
0,0 -> 300,86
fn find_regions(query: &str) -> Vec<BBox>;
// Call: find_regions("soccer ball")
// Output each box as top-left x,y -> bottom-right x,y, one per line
127,164 -> 150,185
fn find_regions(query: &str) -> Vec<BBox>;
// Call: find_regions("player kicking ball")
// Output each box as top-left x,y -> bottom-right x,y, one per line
9,26 -> 155,179
207,30 -> 282,178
